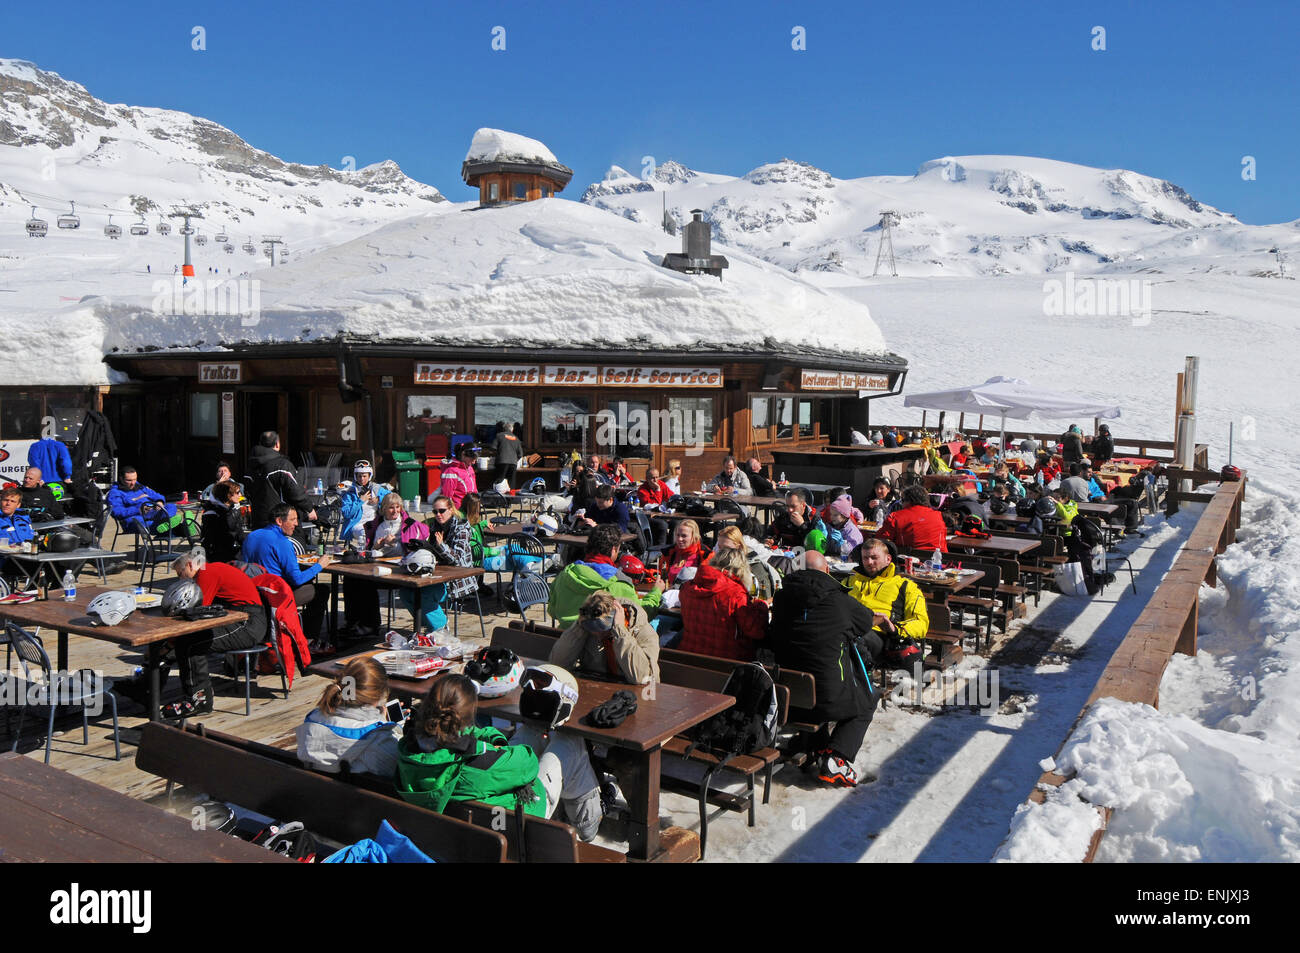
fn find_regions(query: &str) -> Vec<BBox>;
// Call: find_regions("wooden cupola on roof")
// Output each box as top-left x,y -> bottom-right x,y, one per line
461,128 -> 574,206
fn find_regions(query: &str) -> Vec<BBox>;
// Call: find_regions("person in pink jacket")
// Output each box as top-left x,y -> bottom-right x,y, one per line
344,495 -> 431,638
439,444 -> 480,510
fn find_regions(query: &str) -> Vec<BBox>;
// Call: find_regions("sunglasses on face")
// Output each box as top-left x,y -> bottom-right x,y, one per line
431,508 -> 451,515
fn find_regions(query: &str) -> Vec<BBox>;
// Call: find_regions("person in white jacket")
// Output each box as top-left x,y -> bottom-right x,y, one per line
297,657 -> 403,778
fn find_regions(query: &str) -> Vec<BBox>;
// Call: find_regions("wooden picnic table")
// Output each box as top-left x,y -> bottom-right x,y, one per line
0,752 -> 288,863
826,559 -> 985,599
0,585 -> 249,723
307,647 -> 733,862
649,510 -> 739,526
1077,501 -> 1120,518
2,547 -> 128,589
692,492 -> 785,509
945,534 -> 1041,556
315,559 -> 483,644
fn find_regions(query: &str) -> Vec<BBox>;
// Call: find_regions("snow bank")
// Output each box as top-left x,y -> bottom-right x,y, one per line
464,128 -> 559,165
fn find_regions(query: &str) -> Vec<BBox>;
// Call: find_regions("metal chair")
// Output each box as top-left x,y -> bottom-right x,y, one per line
3,621 -> 120,763
447,580 -> 487,640
131,516 -> 184,589
480,490 -> 511,515
633,511 -> 672,568
511,571 -> 552,625
222,588 -> 290,716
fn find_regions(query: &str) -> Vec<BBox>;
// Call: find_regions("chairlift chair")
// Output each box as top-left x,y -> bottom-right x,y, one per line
194,232 -> 208,246
223,243 -> 234,254
180,223 -> 194,236
57,201 -> 80,230
25,207 -> 48,238
242,239 -> 255,254
215,229 -> 229,243
104,215 -> 122,239
157,218 -> 171,235
129,215 -> 149,236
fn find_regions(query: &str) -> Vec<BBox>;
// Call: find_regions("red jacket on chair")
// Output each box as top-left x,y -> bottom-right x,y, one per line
252,573 -> 312,686
636,479 -> 673,507
677,565 -> 769,662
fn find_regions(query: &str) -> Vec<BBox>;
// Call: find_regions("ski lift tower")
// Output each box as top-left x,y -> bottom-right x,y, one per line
873,210 -> 899,277
262,236 -> 284,267
169,206 -> 204,277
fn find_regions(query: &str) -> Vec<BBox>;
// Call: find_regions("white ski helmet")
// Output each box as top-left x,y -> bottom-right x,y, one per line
86,591 -> 137,627
465,647 -> 524,699
161,579 -> 203,616
520,664 -> 580,729
402,548 -> 435,575
535,514 -> 560,537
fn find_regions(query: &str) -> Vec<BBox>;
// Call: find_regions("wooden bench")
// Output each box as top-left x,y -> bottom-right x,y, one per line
489,625 -> 787,858
135,721 -> 508,863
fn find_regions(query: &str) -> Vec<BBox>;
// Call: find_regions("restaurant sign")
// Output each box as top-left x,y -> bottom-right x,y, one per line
800,369 -> 893,393
198,362 -> 242,384
416,363 -> 723,388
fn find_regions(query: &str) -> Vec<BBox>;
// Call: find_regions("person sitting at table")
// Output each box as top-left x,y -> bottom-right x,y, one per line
404,494 -> 476,634
863,478 -> 901,522
769,550 -> 879,787
438,444 -> 480,511
1050,486 -> 1080,527
200,480 -> 246,563
201,461 -> 245,504
19,467 -> 64,521
1080,463 -> 1142,533
1059,463 -> 1094,504
843,539 -> 930,667
1031,450 -> 1062,487
548,524 -> 663,627
565,457 -> 601,514
990,462 -> 1026,499
1019,436 -> 1041,453
744,457 -> 777,498
297,656 -> 403,777
578,484 -> 630,533
678,547 -> 769,662
769,488 -> 825,548
583,453 -> 614,487
107,466 -> 198,538
396,673 -> 602,842
242,503 -> 335,645
662,519 -> 708,586
0,486 -> 34,549
944,485 -> 990,525
950,443 -> 975,468
550,591 -> 661,684
153,547 -> 269,720
342,493 -> 429,639
607,456 -> 634,487
820,487 -> 864,526
663,459 -> 684,496
339,459 -> 390,545
635,467 -> 673,507
807,497 -> 865,557
1079,463 -> 1109,502
707,456 -> 752,495
878,484 -> 948,554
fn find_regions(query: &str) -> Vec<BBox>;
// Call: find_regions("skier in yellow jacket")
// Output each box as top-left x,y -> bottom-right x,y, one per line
841,539 -> 930,663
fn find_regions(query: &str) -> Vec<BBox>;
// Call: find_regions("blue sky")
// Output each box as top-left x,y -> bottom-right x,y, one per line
4,0 -> 1297,223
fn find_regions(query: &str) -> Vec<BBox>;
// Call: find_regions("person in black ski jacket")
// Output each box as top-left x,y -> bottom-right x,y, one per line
1091,425 -> 1115,465
247,431 -> 315,529
768,552 -> 880,787
201,481 -> 246,563
744,457 -> 777,498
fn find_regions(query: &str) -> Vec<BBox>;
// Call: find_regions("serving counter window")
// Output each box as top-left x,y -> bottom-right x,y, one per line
666,396 -> 715,445
604,399 -> 652,458
402,395 -> 457,445
798,399 -> 815,438
775,397 -> 795,439
473,395 -> 524,444
751,396 -> 771,443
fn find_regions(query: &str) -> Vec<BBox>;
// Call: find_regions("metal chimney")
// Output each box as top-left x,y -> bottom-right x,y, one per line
661,209 -> 729,279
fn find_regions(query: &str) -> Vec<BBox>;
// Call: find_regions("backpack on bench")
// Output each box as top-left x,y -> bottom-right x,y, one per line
684,662 -> 779,757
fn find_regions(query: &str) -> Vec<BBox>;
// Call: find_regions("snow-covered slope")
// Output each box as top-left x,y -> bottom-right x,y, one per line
0,57 -> 448,269
583,155 -> 1300,279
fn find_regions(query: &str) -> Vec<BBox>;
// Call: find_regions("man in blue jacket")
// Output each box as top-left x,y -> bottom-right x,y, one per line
0,487 -> 34,546
242,503 -> 335,645
28,437 -> 72,484
106,467 -> 196,537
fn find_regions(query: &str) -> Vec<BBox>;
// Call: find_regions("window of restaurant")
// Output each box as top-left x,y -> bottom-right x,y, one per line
775,397 -> 795,439
314,391 -> 359,447
513,181 -> 528,200
189,393 -> 219,439
46,399 -> 89,442
473,395 -> 524,445
750,396 -> 771,443
798,399 -> 815,438
488,182 -> 499,201
603,399 -> 652,458
402,395 -> 457,445
666,396 -> 715,445
0,395 -> 43,440
542,396 -> 589,445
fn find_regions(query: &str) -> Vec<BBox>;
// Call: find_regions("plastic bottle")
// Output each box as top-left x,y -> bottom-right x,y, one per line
779,472 -> 786,484
62,569 -> 77,601
391,656 -> 441,677
930,548 -> 943,572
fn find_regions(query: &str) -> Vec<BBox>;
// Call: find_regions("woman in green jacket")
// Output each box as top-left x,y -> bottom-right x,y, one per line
394,674 -> 602,838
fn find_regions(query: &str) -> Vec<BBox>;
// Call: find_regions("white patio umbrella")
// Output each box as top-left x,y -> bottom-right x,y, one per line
903,376 -> 1121,450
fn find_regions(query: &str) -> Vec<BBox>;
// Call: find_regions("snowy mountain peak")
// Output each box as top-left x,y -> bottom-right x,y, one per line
743,158 -> 834,189
580,165 -> 654,205
650,160 -> 697,185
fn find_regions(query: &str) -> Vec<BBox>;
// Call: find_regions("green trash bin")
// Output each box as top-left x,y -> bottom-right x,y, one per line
391,448 -> 422,500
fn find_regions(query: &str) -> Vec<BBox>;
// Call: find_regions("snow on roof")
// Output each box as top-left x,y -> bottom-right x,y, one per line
464,128 -> 559,166
43,199 -> 889,384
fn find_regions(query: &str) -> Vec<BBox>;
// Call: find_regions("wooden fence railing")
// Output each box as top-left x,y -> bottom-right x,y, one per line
1009,473 -> 1247,862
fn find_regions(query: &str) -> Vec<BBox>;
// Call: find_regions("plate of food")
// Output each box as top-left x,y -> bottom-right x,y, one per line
133,591 -> 163,608
298,554 -> 321,565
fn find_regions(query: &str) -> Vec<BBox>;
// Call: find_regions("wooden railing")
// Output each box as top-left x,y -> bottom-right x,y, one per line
1010,473 -> 1248,862
871,423 -> 1206,467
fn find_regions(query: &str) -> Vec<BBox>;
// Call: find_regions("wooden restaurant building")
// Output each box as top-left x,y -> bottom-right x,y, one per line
21,131 -> 910,492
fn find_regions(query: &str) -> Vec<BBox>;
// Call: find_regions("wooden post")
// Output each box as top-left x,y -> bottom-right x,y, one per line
921,411 -> 927,430
978,414 -> 984,435
958,413 -> 965,433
